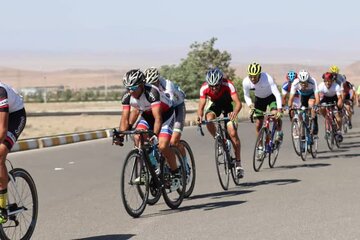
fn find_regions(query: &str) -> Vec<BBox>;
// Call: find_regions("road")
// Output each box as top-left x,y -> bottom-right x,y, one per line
9,111 -> 360,240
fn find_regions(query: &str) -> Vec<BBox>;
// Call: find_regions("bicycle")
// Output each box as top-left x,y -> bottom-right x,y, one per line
290,108 -> 301,156
321,103 -> 341,150
0,160 -> 38,240
250,109 -> 283,171
198,117 -> 241,191
113,129 -> 186,218
293,106 -> 318,161
342,100 -> 352,134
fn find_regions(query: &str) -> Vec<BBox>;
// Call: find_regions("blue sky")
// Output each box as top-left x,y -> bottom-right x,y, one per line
0,0 -> 359,69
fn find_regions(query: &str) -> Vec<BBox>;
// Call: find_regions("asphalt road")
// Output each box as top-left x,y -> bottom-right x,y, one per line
9,110 -> 360,240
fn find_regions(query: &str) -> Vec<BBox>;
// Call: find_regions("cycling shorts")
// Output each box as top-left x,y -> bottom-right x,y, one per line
173,103 -> 186,133
254,94 -> 277,118
4,108 -> 26,150
300,93 -> 315,107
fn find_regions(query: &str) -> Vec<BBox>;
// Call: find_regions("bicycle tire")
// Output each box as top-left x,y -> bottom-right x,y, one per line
310,135 -> 318,158
121,149 -> 149,218
299,121 -> 308,161
291,118 -> 301,156
146,175 -> 161,206
179,140 -> 196,198
215,137 -> 230,190
253,127 -> 267,172
0,168 -> 38,240
325,118 -> 335,151
161,146 -> 186,209
269,133 -> 281,168
342,115 -> 348,134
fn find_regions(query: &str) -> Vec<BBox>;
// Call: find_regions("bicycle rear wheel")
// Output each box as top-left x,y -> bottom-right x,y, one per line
299,122 -> 308,161
179,140 -> 196,198
121,149 -> 149,218
215,137 -> 230,190
0,168 -> 38,240
342,115 -> 349,134
161,146 -> 186,209
291,118 -> 301,156
253,128 -> 267,172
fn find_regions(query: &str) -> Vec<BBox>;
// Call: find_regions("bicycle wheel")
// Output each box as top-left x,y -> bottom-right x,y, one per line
215,137 -> 230,190
310,135 -> 318,158
121,149 -> 149,218
342,115 -> 348,134
0,168 -> 38,240
253,127 -> 267,172
146,174 -> 161,206
230,160 -> 241,186
161,146 -> 186,209
269,133 -> 281,168
291,118 -> 301,156
299,122 -> 308,161
179,140 -> 196,198
325,119 -> 335,151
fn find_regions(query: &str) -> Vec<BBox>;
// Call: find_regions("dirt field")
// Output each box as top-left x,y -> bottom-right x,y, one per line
20,101 -> 200,139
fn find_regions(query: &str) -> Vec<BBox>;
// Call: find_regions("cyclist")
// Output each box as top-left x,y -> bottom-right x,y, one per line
357,85 -> 360,107
0,82 -> 26,223
197,67 -> 244,178
242,62 -> 283,140
329,65 -> 346,89
342,75 -> 355,128
318,72 -> 343,139
288,69 -> 320,136
282,70 -> 299,119
114,69 -> 180,181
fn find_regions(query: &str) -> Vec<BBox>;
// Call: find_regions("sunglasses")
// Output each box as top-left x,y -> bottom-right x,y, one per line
127,85 -> 140,91
210,84 -> 221,89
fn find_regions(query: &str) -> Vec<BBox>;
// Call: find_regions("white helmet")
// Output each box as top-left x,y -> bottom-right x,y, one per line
298,70 -> 310,82
206,68 -> 223,86
144,67 -> 160,84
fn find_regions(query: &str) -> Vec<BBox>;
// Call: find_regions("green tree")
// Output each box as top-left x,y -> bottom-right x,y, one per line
159,37 -> 236,99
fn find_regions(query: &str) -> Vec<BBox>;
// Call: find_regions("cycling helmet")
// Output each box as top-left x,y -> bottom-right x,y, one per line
247,62 -> 262,76
298,69 -> 310,83
206,68 -> 223,86
123,69 -> 145,87
286,70 -> 297,82
329,65 -> 340,74
144,67 -> 160,84
322,72 -> 334,81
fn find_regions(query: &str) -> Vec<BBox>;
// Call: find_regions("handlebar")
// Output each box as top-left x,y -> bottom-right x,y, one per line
197,117 -> 230,136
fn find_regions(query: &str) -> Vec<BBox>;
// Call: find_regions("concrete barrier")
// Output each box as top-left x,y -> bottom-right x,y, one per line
11,139 -> 40,152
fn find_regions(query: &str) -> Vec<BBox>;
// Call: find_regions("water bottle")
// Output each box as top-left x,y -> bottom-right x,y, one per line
148,146 -> 160,174
226,139 -> 231,151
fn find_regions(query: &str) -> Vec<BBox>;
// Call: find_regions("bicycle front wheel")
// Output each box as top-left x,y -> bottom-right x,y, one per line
0,168 -> 38,240
325,119 -> 335,151
299,122 -> 308,161
310,135 -> 318,158
121,149 -> 149,218
269,134 -> 281,168
161,146 -> 186,209
179,140 -> 196,198
291,118 -> 301,156
253,128 -> 267,172
215,137 -> 230,190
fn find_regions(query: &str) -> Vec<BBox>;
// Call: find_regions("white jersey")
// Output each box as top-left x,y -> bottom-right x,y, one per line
290,77 -> 318,96
158,77 -> 185,107
0,82 -> 24,113
242,72 -> 282,107
318,82 -> 341,98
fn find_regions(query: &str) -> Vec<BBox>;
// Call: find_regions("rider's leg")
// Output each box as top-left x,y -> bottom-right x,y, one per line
0,144 -> 9,223
205,112 -> 217,138
308,99 -> 318,135
227,121 -> 241,164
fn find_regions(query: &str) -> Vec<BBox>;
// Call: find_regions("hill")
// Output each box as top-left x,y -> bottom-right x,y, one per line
1,61 -> 359,89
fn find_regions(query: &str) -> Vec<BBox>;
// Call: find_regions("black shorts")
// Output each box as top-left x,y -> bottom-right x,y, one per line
320,96 -> 338,104
5,108 -> 26,150
300,93 -> 315,107
206,101 -> 233,117
254,94 -> 277,112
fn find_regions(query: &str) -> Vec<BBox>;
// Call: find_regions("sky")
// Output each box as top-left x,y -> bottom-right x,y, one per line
0,0 -> 359,70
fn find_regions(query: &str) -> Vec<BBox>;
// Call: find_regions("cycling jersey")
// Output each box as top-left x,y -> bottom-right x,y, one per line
0,83 -> 24,113
242,72 -> 282,108
357,85 -> 360,95
334,73 -> 346,87
290,77 -> 318,96
121,84 -> 173,114
343,81 -> 354,97
0,82 -> 26,150
158,77 -> 185,107
318,82 -> 341,98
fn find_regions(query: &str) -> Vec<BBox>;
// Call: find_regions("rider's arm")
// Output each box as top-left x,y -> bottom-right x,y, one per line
151,105 -> 163,136
230,92 -> 242,121
268,76 -> 282,110
129,108 -> 140,126
0,87 -> 9,143
197,97 -> 206,121
119,92 -> 131,131
242,78 -> 253,107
